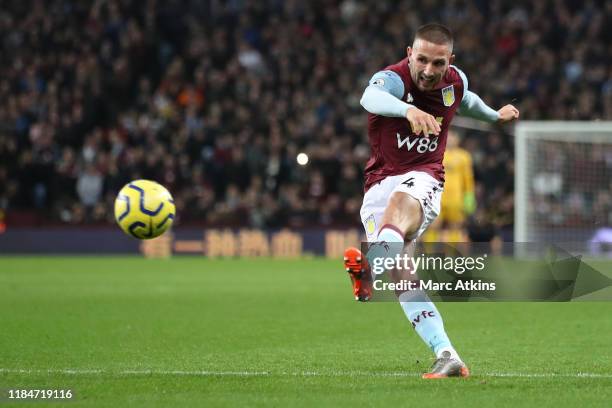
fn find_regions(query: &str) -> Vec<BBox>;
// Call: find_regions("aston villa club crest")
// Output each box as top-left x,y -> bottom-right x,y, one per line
365,214 -> 376,237
441,85 -> 455,107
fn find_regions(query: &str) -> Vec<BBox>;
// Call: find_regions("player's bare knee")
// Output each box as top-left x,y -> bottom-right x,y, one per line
384,192 -> 423,237
403,197 -> 423,237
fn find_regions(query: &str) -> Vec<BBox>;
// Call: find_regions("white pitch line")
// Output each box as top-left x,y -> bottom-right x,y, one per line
1,368 -> 611,379
0,368 -> 104,375
486,372 -> 612,379
121,370 -> 271,377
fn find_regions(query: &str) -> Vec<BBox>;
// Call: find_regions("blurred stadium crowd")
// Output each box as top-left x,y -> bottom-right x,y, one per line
530,141 -> 612,231
0,0 -> 610,235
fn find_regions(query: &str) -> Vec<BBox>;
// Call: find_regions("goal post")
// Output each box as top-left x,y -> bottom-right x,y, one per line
514,121 -> 612,250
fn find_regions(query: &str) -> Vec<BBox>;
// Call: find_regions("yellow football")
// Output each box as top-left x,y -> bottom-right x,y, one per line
114,180 -> 176,239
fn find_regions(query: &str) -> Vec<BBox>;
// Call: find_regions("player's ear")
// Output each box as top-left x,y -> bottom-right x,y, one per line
406,46 -> 412,58
449,54 -> 456,65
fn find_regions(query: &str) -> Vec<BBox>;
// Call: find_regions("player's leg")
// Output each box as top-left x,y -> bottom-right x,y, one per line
374,172 -> 468,378
379,191 -> 423,240
343,180 -> 390,301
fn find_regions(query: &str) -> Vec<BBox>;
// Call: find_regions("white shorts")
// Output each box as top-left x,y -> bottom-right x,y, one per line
360,171 -> 444,242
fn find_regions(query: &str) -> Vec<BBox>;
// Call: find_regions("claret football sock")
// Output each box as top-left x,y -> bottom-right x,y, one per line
398,289 -> 462,362
377,224 -> 404,244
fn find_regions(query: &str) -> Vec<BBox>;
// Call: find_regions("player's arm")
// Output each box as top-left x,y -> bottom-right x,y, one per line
454,66 -> 519,124
360,71 -> 411,117
360,71 -> 440,136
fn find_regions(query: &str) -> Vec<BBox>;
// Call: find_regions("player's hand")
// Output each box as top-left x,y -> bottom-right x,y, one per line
497,104 -> 519,123
406,107 -> 441,137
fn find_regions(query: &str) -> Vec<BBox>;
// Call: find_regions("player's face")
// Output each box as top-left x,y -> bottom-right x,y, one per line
407,39 -> 454,91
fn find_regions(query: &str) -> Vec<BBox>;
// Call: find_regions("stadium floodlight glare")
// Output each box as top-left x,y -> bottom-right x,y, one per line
297,152 -> 309,165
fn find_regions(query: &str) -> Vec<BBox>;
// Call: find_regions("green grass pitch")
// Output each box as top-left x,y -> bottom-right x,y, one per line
0,257 -> 611,407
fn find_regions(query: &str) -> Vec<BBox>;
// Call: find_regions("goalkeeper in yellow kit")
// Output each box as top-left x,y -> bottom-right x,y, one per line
425,129 -> 475,242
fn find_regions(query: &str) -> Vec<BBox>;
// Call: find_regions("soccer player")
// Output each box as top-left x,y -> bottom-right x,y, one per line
343,23 -> 519,378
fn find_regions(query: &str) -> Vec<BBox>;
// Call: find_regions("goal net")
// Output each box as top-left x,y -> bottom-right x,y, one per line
515,121 -> 612,253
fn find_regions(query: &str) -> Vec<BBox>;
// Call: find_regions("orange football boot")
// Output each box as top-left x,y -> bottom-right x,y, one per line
343,247 -> 372,302
422,351 -> 470,379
